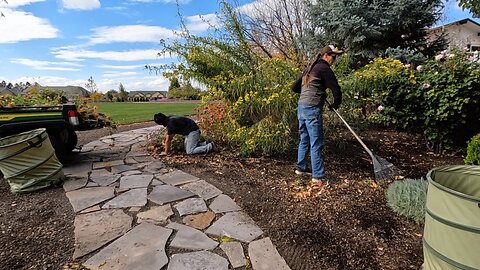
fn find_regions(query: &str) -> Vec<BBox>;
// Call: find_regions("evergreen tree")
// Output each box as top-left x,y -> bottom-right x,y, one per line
306,0 -> 446,66
458,0 -> 480,17
118,83 -> 128,102
168,77 -> 181,91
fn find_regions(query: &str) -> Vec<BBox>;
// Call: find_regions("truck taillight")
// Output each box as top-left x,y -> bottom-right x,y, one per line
68,110 -> 79,126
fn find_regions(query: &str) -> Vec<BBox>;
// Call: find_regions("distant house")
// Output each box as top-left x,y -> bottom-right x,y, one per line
429,18 -> 480,52
128,91 -> 167,102
0,86 -> 24,96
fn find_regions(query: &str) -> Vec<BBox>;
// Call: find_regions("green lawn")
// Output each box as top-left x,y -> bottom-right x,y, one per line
92,102 -> 200,125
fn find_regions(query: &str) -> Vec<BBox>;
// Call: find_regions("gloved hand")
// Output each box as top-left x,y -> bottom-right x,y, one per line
331,100 -> 341,110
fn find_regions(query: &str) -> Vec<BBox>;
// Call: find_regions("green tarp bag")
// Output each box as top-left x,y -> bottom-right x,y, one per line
0,128 -> 64,193
424,165 -> 480,270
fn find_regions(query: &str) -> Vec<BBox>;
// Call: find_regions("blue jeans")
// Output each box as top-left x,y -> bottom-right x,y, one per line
184,130 -> 213,154
296,104 -> 325,178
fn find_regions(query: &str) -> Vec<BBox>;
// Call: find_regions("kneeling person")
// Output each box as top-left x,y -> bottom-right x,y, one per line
154,113 -> 214,155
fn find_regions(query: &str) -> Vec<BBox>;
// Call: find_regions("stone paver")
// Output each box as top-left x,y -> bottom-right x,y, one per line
220,241 -> 246,268
205,211 -> 264,243
84,223 -> 172,270
248,237 -> 291,270
119,175 -> 153,189
157,170 -> 199,186
63,177 -> 88,192
122,170 -> 143,176
63,161 -> 92,179
143,160 -> 166,173
209,194 -> 241,213
89,169 -> 121,187
63,127 -> 289,269
180,180 -> 222,200
92,159 -> 124,169
137,205 -> 174,224
111,164 -> 137,174
148,185 -> 195,205
166,222 -> 218,251
183,211 -> 216,230
175,198 -> 208,216
66,187 -> 115,212
73,209 -> 132,259
102,188 -> 147,208
168,251 -> 229,270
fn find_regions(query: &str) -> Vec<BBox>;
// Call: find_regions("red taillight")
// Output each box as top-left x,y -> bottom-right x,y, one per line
68,110 -> 79,126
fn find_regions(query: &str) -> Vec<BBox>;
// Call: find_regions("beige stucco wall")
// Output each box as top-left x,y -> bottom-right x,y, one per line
430,22 -> 480,51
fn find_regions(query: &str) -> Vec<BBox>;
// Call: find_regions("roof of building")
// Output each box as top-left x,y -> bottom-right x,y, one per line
431,18 -> 480,32
128,90 -> 167,97
0,87 -> 24,96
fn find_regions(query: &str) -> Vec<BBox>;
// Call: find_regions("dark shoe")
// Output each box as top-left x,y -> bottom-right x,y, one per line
208,142 -> 216,152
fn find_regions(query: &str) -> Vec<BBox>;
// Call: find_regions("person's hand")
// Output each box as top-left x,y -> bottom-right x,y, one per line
331,101 -> 340,110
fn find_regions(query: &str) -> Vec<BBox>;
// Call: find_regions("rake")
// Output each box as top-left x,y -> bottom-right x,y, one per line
326,100 -> 400,182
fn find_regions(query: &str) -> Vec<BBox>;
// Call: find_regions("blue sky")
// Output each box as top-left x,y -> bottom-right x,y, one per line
0,0 -> 478,93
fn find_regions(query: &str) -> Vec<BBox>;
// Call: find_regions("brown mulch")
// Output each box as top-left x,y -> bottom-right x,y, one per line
158,127 -> 464,270
0,121 -> 464,270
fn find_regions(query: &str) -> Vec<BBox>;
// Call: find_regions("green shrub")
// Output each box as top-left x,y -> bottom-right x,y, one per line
465,133 -> 480,165
386,178 -> 428,224
344,53 -> 480,152
341,58 -> 422,129
419,51 -> 480,151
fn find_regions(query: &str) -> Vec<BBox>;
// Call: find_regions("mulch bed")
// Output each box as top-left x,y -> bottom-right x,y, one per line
0,123 -> 464,270
160,127 -> 464,270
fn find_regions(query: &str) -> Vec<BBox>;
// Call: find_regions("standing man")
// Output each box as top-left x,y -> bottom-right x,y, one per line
154,113 -> 214,155
294,45 -> 343,186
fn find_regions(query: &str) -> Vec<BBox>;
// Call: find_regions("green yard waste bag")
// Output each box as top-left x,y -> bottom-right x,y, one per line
423,165 -> 480,270
0,128 -> 64,193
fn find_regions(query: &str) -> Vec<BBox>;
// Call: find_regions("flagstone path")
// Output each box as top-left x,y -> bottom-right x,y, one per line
62,126 -> 291,270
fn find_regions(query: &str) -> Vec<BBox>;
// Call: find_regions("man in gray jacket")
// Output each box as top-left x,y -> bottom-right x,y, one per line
154,113 -> 214,155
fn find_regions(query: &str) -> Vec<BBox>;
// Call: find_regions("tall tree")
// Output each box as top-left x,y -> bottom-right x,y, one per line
241,0 -> 310,66
168,77 -> 181,91
118,83 -> 128,102
307,0 -> 446,66
85,76 -> 98,93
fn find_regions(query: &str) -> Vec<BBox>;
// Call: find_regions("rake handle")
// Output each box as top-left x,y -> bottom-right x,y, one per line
325,100 -> 375,159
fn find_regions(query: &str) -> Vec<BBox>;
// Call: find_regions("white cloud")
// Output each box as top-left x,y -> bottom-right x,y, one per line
105,6 -> 127,11
97,64 -> 144,70
96,75 -> 169,92
88,25 -> 175,44
0,0 -> 45,8
103,71 -> 139,78
10,58 -> 82,71
185,14 -> 219,33
62,0 -> 100,10
0,9 -> 58,43
52,48 -> 173,61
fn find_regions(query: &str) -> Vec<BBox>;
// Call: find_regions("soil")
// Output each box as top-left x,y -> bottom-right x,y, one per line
159,126 -> 464,270
0,121 -> 464,270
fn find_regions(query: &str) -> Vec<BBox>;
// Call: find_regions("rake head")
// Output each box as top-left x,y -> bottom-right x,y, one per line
372,154 -> 401,182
